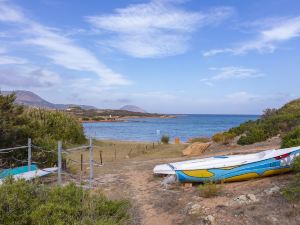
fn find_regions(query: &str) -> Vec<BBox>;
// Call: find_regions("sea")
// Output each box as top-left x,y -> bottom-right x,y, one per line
83,114 -> 259,142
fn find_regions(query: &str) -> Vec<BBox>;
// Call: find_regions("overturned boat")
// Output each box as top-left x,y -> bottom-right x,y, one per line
153,146 -> 300,183
0,164 -> 58,184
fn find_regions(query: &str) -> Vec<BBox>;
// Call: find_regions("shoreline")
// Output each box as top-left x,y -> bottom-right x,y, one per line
81,115 -> 176,123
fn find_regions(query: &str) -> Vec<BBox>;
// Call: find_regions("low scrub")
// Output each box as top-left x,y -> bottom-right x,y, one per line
198,181 -> 222,198
237,126 -> 267,145
282,156 -> 300,202
188,137 -> 210,143
0,179 -> 130,225
212,132 -> 235,145
161,135 -> 170,144
282,126 -> 300,148
0,92 -> 86,168
211,98 -> 300,146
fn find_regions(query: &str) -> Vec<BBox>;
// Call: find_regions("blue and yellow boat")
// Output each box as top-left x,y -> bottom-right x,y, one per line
153,146 -> 300,183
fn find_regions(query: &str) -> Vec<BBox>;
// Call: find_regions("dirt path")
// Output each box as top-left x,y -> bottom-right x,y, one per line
71,141 -> 299,225
125,168 -> 182,225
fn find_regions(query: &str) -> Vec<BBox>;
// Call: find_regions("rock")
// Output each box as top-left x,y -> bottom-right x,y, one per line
204,215 -> 215,225
233,194 -> 258,204
264,185 -> 280,195
187,203 -> 203,215
183,183 -> 193,188
161,175 -> 177,188
247,194 -> 257,202
182,142 -> 211,156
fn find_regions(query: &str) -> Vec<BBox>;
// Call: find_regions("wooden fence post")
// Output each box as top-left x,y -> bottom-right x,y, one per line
99,151 -> 103,165
89,137 -> 93,188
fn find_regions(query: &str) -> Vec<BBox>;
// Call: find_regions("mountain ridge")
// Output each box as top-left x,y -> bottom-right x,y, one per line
120,105 -> 147,113
1,90 -> 96,110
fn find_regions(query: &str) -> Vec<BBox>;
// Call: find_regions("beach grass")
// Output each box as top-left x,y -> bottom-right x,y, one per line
66,140 -> 187,176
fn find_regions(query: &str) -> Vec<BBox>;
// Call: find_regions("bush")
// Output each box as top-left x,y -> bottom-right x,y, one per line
0,92 -> 86,168
237,126 -> 267,145
282,156 -> 300,202
282,126 -> 300,148
188,137 -> 210,143
161,135 -> 169,144
198,181 -> 222,198
212,98 -> 300,146
0,179 -> 130,225
212,132 -> 235,145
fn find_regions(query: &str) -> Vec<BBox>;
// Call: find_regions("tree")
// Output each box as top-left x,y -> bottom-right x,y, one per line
0,92 -> 27,147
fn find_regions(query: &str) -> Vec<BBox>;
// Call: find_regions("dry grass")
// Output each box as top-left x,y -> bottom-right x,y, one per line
197,182 -> 223,198
66,140 -> 186,176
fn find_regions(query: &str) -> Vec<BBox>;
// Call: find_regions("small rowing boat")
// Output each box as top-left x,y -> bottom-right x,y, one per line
0,164 -> 58,184
153,146 -> 300,183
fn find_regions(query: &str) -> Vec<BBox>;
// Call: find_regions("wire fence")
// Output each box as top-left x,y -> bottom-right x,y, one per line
0,138 -> 102,188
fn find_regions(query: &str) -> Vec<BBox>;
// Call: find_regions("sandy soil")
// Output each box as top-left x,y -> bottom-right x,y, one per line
66,140 -> 300,225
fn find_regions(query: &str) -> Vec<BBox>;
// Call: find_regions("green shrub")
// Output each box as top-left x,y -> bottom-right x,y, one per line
212,132 -> 235,144
0,92 -> 86,168
82,117 -> 90,121
188,137 -> 210,143
237,126 -> 267,145
161,135 -> 169,144
0,180 -> 130,225
282,126 -> 300,148
198,181 -> 222,198
213,98 -> 300,146
282,156 -> 300,202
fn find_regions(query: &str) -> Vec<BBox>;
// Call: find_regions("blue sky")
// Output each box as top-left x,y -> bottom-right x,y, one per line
0,0 -> 300,114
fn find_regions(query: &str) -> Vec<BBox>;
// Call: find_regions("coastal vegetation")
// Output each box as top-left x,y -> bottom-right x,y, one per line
283,156 -> 300,202
66,106 -> 165,122
161,135 -> 170,144
212,98 -> 300,147
187,137 -> 210,143
0,179 -> 130,225
198,181 -> 222,198
0,92 -> 86,167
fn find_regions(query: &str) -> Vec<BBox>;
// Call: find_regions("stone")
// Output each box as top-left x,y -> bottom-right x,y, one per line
247,194 -> 258,202
204,215 -> 215,225
182,142 -> 211,156
161,175 -> 177,188
187,203 -> 203,215
184,183 -> 193,188
233,194 -> 258,204
264,185 -> 280,195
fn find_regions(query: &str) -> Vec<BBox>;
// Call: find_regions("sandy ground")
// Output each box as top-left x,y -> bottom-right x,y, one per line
65,140 -> 300,225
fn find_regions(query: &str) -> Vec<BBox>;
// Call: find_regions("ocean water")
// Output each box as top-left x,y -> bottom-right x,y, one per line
83,114 -> 258,142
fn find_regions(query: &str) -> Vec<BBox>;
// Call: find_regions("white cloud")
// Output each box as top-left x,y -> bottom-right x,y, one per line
0,66 -> 61,88
200,66 -> 264,86
86,1 -> 234,58
226,91 -> 293,105
210,66 -> 264,80
203,16 -> 300,56
0,1 -> 25,23
0,55 -> 28,65
226,91 -> 258,103
0,1 -> 130,87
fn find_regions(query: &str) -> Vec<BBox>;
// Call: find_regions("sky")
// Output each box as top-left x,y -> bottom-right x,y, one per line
0,0 -> 300,114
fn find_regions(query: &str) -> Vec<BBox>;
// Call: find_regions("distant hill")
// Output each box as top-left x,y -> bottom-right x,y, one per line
1,90 -> 96,110
120,105 -> 147,113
